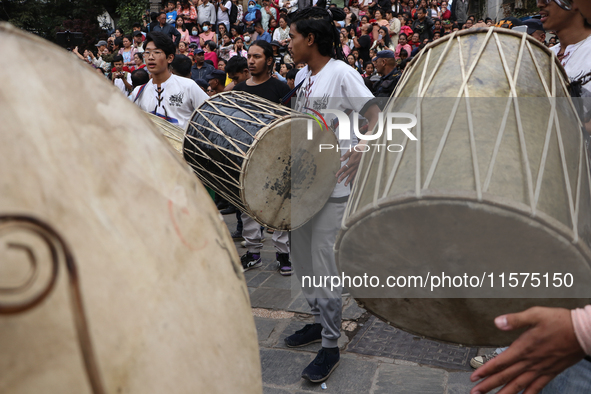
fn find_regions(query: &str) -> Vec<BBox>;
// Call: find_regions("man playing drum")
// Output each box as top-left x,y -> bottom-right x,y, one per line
130,32 -> 209,129
284,7 -> 379,383
232,40 -> 293,276
470,1 -> 591,392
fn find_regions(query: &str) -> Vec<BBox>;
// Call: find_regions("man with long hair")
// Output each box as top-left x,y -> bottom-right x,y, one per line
285,6 -> 379,383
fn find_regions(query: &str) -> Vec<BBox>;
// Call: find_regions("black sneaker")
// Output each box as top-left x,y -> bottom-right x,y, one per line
301,347 -> 340,383
276,253 -> 292,276
220,206 -> 237,215
284,323 -> 322,348
231,230 -> 244,240
241,252 -> 261,272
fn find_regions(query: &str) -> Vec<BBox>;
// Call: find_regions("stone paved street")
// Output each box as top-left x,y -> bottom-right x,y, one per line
223,214 -> 497,394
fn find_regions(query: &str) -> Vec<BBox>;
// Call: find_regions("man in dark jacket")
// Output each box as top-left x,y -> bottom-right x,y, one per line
450,0 -> 469,26
190,49 -> 215,83
411,8 -> 434,41
152,11 -> 181,46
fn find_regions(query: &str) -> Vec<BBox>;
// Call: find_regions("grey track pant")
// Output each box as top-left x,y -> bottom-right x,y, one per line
241,212 -> 290,254
291,201 -> 345,348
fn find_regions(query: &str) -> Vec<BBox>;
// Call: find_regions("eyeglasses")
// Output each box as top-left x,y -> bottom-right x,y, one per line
546,0 -> 572,10
144,50 -> 165,58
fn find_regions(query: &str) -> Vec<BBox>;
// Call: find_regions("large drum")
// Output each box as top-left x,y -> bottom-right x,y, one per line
336,28 -> 591,346
0,23 -> 261,393
146,112 -> 185,156
183,91 -> 340,231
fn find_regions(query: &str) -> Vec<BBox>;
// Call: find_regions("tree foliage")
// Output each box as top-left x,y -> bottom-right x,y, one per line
116,0 -> 150,35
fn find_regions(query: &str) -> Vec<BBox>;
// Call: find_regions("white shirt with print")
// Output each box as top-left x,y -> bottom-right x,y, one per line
551,35 -> 591,97
130,74 -> 209,129
294,58 -> 374,198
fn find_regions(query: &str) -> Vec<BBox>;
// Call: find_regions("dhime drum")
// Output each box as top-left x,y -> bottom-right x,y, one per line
336,28 -> 591,346
146,112 -> 185,156
0,23 -> 261,394
183,91 -> 340,231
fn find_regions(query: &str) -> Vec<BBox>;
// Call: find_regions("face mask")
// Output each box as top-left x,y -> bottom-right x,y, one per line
192,31 -> 198,35
203,26 -> 209,31
244,36 -> 251,42
248,5 -> 255,11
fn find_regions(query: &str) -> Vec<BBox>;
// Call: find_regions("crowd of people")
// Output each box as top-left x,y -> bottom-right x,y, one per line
65,0 -> 591,391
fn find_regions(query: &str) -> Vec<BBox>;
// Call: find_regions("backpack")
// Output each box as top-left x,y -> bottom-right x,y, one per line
229,3 -> 238,25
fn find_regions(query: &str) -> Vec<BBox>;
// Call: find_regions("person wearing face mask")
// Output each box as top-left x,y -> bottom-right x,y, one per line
243,0 -> 262,29
243,32 -> 253,49
189,26 -> 201,47
199,21 -> 217,48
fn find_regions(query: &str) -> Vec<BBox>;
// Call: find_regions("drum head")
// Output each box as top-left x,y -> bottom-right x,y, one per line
337,198 -> 591,346
243,117 -> 340,230
0,23 -> 260,393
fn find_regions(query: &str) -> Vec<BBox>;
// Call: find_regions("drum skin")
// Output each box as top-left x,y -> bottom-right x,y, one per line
0,23 -> 261,394
336,28 -> 591,346
184,91 -> 340,231
146,113 -> 185,156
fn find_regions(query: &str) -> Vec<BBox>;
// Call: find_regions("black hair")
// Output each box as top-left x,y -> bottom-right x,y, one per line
144,32 -> 176,57
158,11 -> 166,17
151,12 -> 159,22
418,7 -> 427,14
285,63 -> 293,70
135,52 -> 143,60
116,28 -> 125,35
290,7 -> 347,60
131,68 -> 150,87
204,59 -> 214,66
113,55 -> 124,63
132,23 -> 142,29
250,40 -> 274,72
255,22 -> 263,28
399,32 -> 408,39
399,49 -> 408,57
170,54 -> 193,77
210,72 -> 226,84
226,55 -> 248,74
123,34 -> 133,43
114,37 -> 124,48
206,40 -> 217,51
286,68 -> 298,81
379,26 -> 392,48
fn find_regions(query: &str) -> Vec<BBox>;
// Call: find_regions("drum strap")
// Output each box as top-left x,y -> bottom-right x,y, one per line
281,80 -> 305,106
133,83 -> 148,103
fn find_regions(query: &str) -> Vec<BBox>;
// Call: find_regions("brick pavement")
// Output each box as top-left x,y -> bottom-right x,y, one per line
222,214 -> 497,394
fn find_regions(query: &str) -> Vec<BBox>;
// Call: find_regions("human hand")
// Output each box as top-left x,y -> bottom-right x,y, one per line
470,307 -> 586,394
336,149 -> 364,186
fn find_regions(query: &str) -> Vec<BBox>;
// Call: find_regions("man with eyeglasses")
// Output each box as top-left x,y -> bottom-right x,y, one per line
130,32 -> 208,129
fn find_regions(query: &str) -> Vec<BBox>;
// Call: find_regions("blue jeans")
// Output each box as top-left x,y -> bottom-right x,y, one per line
497,347 -> 591,393
540,359 -> 591,393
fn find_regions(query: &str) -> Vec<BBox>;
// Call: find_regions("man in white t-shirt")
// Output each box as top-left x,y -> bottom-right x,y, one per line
130,32 -> 209,129
285,7 -> 379,384
111,55 -> 133,95
541,0 -> 591,133
215,0 -> 232,31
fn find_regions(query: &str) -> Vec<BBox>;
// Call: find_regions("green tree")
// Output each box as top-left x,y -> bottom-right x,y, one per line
116,0 -> 150,35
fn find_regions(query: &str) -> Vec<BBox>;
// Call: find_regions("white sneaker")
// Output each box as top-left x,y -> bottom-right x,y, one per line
470,351 -> 498,369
